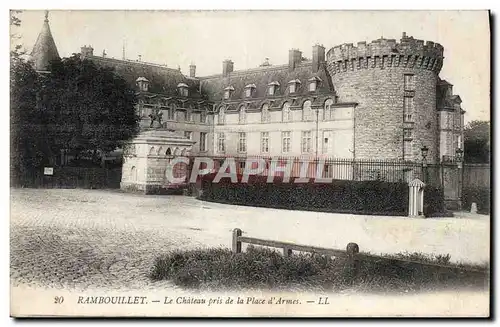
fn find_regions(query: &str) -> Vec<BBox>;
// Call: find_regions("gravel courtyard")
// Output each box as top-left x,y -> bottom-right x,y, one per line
10,188 -> 490,292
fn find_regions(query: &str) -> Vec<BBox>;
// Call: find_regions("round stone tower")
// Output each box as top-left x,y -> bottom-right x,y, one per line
326,32 -> 444,163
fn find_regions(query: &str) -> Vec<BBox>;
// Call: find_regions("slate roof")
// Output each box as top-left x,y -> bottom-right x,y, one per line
85,55 -> 206,100
30,12 -> 60,72
199,61 -> 335,103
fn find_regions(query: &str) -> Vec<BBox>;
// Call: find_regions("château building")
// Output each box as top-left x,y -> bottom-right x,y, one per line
29,12 -> 465,193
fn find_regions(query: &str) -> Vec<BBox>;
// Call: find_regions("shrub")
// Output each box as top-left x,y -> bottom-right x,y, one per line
423,186 -> 447,217
151,247 -> 488,293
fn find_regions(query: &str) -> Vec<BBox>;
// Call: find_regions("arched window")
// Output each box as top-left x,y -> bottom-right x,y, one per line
166,148 -> 172,156
130,166 -> 137,182
218,106 -> 226,125
148,147 -> 156,156
157,147 -> 164,156
302,100 -> 313,121
238,105 -> 246,124
261,103 -> 270,123
282,102 -> 291,122
323,99 -> 334,121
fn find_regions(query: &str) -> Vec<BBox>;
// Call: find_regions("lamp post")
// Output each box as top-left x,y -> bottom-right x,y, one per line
420,145 -> 429,183
455,148 -> 464,211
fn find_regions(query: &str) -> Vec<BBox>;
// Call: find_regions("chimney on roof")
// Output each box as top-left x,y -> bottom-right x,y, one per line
138,55 -> 142,62
189,63 -> 196,78
312,44 -> 325,73
223,59 -> 234,77
80,45 -> 94,58
289,49 -> 302,71
402,32 -> 407,39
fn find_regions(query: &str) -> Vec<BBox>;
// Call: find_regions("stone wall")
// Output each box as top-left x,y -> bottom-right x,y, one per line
326,35 -> 443,163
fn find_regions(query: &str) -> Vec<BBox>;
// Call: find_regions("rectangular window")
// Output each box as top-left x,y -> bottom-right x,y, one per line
217,133 -> 225,153
404,140 -> 413,161
239,110 -> 246,124
261,132 -> 269,153
184,131 -> 192,140
237,161 -> 246,173
289,83 -> 296,94
200,111 -> 207,123
199,132 -> 207,152
403,129 -> 412,139
309,82 -> 316,92
186,110 -> 193,122
322,131 -> 331,154
268,86 -> 275,96
282,131 -> 291,153
301,131 -> 312,153
176,110 -> 185,122
404,74 -> 415,91
167,108 -> 175,120
224,90 -> 230,99
403,97 -> 414,122
245,88 -> 252,97
238,132 -> 247,153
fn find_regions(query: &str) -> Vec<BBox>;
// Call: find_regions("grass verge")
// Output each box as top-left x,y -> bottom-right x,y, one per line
151,246 -> 489,293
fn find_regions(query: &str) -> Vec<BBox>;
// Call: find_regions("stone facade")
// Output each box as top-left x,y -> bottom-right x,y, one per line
30,11 -> 465,187
325,33 -> 461,163
120,130 -> 195,194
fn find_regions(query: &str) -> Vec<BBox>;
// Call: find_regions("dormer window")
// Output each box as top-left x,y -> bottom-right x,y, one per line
308,76 -> 322,92
223,86 -> 234,100
136,77 -> 150,92
177,83 -> 189,97
268,81 -> 280,96
288,79 -> 301,94
245,84 -> 256,98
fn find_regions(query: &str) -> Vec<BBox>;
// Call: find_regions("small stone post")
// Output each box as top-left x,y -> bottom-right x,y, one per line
232,228 -> 242,253
346,242 -> 360,281
408,178 -> 426,218
471,202 -> 478,214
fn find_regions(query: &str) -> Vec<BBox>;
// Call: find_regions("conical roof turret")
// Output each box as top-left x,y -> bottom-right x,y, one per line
30,11 -> 60,72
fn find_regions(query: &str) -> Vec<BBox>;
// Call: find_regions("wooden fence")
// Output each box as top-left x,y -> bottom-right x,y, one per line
231,228 -> 488,274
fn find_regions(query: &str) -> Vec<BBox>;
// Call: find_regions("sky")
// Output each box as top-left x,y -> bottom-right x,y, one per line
11,10 -> 490,123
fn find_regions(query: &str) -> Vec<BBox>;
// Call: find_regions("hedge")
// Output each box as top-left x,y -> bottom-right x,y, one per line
199,174 -> 411,216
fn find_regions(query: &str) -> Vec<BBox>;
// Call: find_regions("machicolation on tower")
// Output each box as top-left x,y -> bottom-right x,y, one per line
326,32 -> 444,75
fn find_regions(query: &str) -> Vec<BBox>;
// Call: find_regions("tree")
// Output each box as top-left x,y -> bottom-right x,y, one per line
464,120 -> 490,163
10,54 -> 48,182
39,55 -> 139,163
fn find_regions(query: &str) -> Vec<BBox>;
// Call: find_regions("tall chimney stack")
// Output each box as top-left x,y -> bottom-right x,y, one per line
223,59 -> 234,76
289,49 -> 302,71
189,63 -> 196,78
312,44 -> 325,73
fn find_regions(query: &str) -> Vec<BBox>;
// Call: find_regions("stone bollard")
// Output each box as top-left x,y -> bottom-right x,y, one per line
408,178 -> 426,218
471,202 -> 478,214
346,242 -> 360,282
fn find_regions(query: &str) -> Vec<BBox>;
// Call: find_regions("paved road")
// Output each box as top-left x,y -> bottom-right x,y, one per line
10,188 -> 490,292
10,189 -> 207,291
